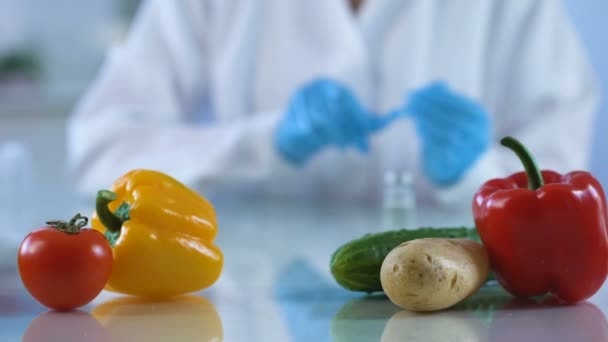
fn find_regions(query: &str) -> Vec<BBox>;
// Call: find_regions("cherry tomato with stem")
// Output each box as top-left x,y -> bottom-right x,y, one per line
18,214 -> 112,311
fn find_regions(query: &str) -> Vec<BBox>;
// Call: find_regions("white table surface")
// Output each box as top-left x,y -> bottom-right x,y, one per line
1,187 -> 608,342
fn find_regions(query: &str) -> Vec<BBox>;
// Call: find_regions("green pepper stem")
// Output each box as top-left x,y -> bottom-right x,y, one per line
500,136 -> 544,190
96,190 -> 124,233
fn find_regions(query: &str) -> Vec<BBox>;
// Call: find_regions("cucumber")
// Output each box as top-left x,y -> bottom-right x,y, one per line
330,227 -> 481,292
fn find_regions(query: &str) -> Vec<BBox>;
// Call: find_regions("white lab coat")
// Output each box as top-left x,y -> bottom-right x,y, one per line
67,0 -> 598,206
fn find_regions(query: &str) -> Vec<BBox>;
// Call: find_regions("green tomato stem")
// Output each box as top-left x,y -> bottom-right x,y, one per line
46,213 -> 88,234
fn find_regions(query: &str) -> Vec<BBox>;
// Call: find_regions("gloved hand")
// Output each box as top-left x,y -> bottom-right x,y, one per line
406,82 -> 491,186
275,79 -> 397,165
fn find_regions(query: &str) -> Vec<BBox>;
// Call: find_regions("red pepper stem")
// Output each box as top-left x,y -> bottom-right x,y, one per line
96,190 -> 124,233
500,136 -> 544,190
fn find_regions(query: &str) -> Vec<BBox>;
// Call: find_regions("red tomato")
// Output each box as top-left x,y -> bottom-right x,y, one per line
18,214 -> 112,311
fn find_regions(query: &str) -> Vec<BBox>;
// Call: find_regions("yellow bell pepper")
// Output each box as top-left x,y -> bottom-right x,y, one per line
92,169 -> 223,298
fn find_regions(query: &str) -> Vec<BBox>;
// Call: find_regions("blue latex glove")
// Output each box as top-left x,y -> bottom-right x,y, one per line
275,79 -> 399,166
406,82 -> 491,187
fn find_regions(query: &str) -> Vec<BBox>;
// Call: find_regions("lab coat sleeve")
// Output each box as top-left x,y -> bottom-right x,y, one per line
433,0 -> 599,206
67,0 -> 284,195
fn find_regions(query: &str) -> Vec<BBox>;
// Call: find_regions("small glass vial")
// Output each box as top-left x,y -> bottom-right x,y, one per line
382,170 -> 416,230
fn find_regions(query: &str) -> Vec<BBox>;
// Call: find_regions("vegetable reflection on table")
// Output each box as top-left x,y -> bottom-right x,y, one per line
377,285 -> 511,342
22,310 -> 108,342
329,281 -> 511,341
332,288 -> 503,341
331,294 -> 402,342
91,295 -> 223,342
272,259 -> 359,342
331,284 -> 608,342
487,297 -> 608,342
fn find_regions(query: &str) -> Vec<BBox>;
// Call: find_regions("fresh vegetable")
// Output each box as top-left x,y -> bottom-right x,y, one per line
380,238 -> 489,311
18,214 -> 112,311
92,169 -> 223,298
330,227 -> 481,292
474,136 -> 608,303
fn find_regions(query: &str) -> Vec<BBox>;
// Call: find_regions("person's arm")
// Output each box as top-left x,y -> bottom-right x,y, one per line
433,0 -> 599,206
67,0 -> 283,194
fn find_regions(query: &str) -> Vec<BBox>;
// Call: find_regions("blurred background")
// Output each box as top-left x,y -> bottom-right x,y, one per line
0,0 -> 139,185
0,0 -> 606,188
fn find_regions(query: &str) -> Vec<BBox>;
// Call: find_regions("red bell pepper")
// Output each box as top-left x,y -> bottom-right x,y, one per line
473,136 -> 608,303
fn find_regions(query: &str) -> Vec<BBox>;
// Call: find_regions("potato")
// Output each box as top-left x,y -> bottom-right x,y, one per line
380,238 -> 489,311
